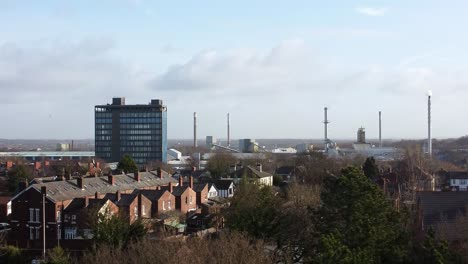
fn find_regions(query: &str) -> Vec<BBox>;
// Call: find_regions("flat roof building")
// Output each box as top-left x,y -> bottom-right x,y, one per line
95,97 -> 167,165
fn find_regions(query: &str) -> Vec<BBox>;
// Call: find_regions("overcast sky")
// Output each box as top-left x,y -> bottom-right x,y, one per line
1,0 -> 468,140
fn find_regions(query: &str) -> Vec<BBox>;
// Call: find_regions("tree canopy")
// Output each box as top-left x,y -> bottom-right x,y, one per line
309,166 -> 410,263
363,157 -> 379,181
117,154 -> 139,173
206,152 -> 237,179
7,165 -> 32,193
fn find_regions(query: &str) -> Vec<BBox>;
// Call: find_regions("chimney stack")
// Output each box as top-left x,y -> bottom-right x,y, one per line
77,177 -> 84,189
256,163 -> 263,172
189,176 -> 193,189
157,167 -> 162,179
169,182 -> 173,193
134,171 -> 140,182
427,90 -> 432,156
227,113 -> 230,147
194,112 -> 198,148
379,111 -> 382,148
108,174 -> 115,185
323,107 -> 330,150
178,176 -> 183,186
116,190 -> 121,201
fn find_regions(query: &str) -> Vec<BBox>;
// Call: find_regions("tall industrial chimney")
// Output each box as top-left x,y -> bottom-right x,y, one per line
427,90 -> 432,156
193,112 -> 197,148
379,111 -> 382,148
323,107 -> 329,150
227,113 -> 230,147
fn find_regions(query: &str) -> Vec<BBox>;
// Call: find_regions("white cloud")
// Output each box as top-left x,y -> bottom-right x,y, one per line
1,37 -> 468,138
355,7 -> 388,17
0,37 -> 147,104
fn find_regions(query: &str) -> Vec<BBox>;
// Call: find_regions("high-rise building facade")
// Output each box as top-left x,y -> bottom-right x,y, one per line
95,97 -> 167,165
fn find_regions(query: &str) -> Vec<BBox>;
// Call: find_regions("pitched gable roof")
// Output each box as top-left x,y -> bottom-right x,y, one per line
192,183 -> 208,192
137,189 -> 169,201
214,180 -> 234,190
418,191 -> 468,226
24,170 -> 176,202
117,193 -> 138,206
229,166 -> 272,179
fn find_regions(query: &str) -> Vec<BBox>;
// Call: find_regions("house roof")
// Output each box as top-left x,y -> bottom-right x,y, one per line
117,193 -> 138,206
192,183 -> 208,193
213,180 -> 234,190
275,166 -> 295,175
418,191 -> 468,226
447,171 -> 468,180
229,165 -> 272,179
160,185 -> 189,197
64,198 -> 110,212
137,189 -> 169,201
64,198 -> 86,212
22,169 -> 176,202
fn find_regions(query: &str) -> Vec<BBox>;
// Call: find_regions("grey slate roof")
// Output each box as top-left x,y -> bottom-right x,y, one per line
448,171 -> 468,180
27,170 -> 176,202
64,198 -> 110,212
137,189 -> 168,201
160,185 -> 189,197
229,165 -> 272,179
192,183 -> 208,193
117,193 -> 138,206
418,191 -> 468,226
214,180 -> 234,190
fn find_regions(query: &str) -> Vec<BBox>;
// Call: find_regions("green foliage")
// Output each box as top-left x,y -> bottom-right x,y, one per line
7,165 -> 31,193
206,153 -> 237,179
362,157 -> 379,181
412,229 -> 462,264
0,245 -> 29,264
93,209 -> 147,249
309,166 -> 410,263
224,183 -> 282,239
272,175 -> 283,186
117,154 -> 139,173
46,246 -> 70,264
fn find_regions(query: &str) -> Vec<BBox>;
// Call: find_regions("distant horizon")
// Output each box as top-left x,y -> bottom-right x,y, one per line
1,136 -> 466,142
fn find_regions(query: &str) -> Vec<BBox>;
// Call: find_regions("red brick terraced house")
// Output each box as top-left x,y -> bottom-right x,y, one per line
9,169 -> 176,249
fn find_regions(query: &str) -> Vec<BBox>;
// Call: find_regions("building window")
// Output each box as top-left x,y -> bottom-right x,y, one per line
162,201 -> 166,210
142,205 -> 146,216
72,215 -> 76,221
460,179 -> 467,185
35,209 -> 40,223
56,211 -> 61,223
168,201 -> 171,210
29,227 -> 34,240
134,206 -> 138,218
185,197 -> 188,204
65,227 -> 76,239
189,196 -> 192,205
35,227 -> 40,239
29,208 -> 34,222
